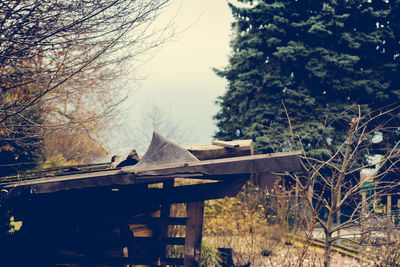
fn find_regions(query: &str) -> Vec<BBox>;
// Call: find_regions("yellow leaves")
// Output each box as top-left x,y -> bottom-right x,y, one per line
0,128 -> 11,137
8,216 -> 23,234
204,191 -> 268,238
0,144 -> 14,152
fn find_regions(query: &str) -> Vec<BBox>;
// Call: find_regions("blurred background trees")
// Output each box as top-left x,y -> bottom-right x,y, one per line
119,102 -> 193,155
0,0 -> 171,175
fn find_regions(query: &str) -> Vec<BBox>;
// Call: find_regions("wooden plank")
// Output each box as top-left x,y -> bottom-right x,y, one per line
185,139 -> 253,160
155,174 -> 250,204
129,217 -> 187,225
12,174 -> 249,204
163,237 -> 185,245
52,236 -> 184,249
184,202 -> 204,267
56,256 -> 182,266
129,151 -> 301,177
56,255 -> 159,266
162,257 -> 184,265
212,140 -> 240,149
4,151 -> 301,195
361,191 -> 367,219
4,170 -> 134,196
159,180 -> 174,263
5,173 -> 201,196
11,175 -> 249,225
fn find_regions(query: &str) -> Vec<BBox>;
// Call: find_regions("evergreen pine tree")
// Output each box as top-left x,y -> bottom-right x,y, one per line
215,0 -> 400,154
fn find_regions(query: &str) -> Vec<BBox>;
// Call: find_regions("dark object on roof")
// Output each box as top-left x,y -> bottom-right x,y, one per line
133,132 -> 199,170
111,150 -> 140,168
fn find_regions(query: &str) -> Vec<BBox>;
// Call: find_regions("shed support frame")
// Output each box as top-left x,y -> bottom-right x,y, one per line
184,201 -> 204,267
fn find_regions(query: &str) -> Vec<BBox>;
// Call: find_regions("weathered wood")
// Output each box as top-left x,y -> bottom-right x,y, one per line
56,256 -> 184,266
5,172 -> 202,196
163,237 -> 185,245
159,180 -> 174,264
129,151 -> 302,177
158,174 -> 250,204
128,217 -> 187,225
4,151 -> 301,195
40,236 -> 185,250
388,194 -> 392,219
55,255 -> 167,266
361,191 -> 367,219
10,175 -> 249,227
4,169 -> 132,196
0,144 -> 303,267
211,140 -> 240,149
184,202 -> 204,267
162,257 -> 184,265
185,139 -> 253,160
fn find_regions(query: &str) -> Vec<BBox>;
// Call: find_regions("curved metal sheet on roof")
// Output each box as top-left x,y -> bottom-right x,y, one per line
133,132 -> 199,170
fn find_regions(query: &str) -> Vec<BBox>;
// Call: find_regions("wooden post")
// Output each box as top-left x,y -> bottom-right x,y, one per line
159,180 -> 174,265
184,201 -> 204,267
361,191 -> 367,218
359,191 -> 367,252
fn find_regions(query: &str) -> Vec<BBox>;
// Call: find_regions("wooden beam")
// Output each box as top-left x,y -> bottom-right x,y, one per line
159,180 -> 174,264
211,140 -> 240,149
184,202 -> 204,267
156,174 -> 250,204
36,236 -> 185,251
4,173 -> 201,196
4,151 -> 301,195
129,151 -> 301,177
128,217 -> 187,225
361,191 -> 367,219
185,139 -> 253,160
11,175 -> 250,225
56,256 -> 184,266
55,255 -> 167,266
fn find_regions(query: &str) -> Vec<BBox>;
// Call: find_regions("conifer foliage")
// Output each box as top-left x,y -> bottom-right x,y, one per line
215,0 -> 400,153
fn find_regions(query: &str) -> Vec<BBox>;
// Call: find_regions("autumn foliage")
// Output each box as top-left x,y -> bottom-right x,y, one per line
0,0 -> 170,174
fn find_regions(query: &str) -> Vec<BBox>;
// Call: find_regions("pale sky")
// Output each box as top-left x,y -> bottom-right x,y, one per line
117,0 -> 234,153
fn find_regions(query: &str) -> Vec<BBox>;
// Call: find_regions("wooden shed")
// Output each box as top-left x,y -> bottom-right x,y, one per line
0,134 -> 301,267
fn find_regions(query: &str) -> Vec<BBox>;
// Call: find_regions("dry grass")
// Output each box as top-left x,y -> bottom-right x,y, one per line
204,229 -> 371,267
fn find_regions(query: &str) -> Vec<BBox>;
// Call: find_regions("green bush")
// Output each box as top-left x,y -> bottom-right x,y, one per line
201,240 -> 222,267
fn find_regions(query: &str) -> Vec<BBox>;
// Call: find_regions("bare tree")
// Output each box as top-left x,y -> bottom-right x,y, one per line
270,105 -> 400,267
118,102 -> 193,155
0,0 -> 172,169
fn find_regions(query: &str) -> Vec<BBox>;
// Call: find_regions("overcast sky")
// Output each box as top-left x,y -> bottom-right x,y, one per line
115,0 -> 233,154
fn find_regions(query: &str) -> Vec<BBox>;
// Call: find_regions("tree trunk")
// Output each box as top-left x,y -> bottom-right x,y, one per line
324,230 -> 332,267
336,186 -> 341,246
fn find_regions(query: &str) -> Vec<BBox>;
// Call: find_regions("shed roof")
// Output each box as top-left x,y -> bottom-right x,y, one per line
1,134 -> 301,198
2,151 -> 301,196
